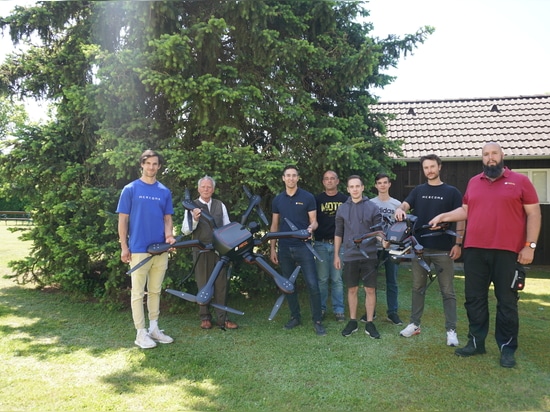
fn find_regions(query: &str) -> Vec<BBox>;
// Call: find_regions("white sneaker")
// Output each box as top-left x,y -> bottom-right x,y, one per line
149,327 -> 174,344
446,329 -> 459,347
135,329 -> 157,349
400,323 -> 421,337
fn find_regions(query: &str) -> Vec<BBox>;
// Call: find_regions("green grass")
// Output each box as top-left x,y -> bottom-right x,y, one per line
1,225 -> 549,411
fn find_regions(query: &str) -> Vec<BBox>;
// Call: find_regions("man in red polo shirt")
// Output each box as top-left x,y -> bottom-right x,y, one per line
430,142 -> 541,368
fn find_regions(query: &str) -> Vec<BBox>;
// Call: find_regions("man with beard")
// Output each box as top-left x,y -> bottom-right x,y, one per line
430,142 -> 541,367
395,154 -> 465,346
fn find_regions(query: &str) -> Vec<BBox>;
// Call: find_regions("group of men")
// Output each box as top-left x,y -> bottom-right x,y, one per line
117,142 -> 541,368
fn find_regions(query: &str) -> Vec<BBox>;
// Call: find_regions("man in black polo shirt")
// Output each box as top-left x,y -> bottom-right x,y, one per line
270,165 -> 326,336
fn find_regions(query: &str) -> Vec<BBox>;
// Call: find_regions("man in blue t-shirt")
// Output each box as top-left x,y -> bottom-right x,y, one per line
270,165 -> 326,336
117,149 -> 176,349
394,154 -> 465,347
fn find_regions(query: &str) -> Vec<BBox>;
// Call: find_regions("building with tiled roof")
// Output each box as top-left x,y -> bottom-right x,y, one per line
373,95 -> 549,265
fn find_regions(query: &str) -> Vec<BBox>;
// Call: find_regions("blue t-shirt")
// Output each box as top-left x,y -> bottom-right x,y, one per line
116,179 -> 174,253
272,187 -> 316,247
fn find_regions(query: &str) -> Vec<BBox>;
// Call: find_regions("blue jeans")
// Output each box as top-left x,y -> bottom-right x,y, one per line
278,244 -> 323,323
378,250 -> 399,315
314,241 -> 344,314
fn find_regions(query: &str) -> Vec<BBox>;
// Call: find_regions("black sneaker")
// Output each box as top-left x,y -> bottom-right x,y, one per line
387,313 -> 403,325
500,347 -> 516,368
284,318 -> 301,330
365,321 -> 380,339
314,321 -> 327,336
455,339 -> 486,357
360,311 -> 376,323
341,320 -> 358,337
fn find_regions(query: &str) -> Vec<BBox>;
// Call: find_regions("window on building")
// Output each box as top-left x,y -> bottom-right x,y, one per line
515,169 -> 549,204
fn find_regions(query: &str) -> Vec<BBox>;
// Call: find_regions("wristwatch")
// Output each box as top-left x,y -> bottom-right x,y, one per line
525,242 -> 537,249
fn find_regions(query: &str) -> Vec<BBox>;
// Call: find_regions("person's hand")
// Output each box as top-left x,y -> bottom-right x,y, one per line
518,246 -> 535,265
448,244 -> 462,260
121,247 -> 131,264
270,249 -> 278,265
192,207 -> 201,221
394,208 -> 406,221
334,255 -> 341,270
428,214 -> 445,229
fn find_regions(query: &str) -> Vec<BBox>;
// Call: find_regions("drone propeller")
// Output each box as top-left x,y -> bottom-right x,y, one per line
182,188 -> 217,229
195,258 -> 227,305
165,289 -> 244,316
283,218 -> 323,262
126,236 -> 192,274
268,266 -> 301,320
242,185 -> 269,226
419,223 -> 462,238
244,254 -> 295,294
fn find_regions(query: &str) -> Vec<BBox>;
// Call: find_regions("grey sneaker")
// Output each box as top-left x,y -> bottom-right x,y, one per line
149,327 -> 174,344
135,329 -> 157,349
335,313 -> 346,322
314,321 -> 327,336
342,320 -> 358,337
365,321 -> 380,339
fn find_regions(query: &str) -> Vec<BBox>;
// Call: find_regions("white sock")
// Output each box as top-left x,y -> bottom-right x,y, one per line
149,320 -> 158,332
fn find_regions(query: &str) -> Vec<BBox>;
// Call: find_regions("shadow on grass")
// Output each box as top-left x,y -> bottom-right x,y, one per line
1,266 -> 550,411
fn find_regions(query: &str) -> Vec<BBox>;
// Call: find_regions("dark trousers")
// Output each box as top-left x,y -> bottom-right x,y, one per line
278,244 -> 323,323
463,248 -> 519,351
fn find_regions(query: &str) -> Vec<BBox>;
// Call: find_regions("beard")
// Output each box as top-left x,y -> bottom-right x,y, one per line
483,159 -> 504,179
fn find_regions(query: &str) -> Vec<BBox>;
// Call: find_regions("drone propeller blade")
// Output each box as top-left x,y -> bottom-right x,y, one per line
211,303 -> 245,316
284,218 -> 299,231
417,258 -> 432,273
241,194 -> 261,225
250,255 -> 295,293
181,197 -> 217,229
243,185 -> 253,199
126,255 -> 153,275
255,205 -> 269,226
282,218 -> 323,262
268,294 -> 286,321
196,259 -> 227,305
166,288 -> 198,302
268,266 -> 300,320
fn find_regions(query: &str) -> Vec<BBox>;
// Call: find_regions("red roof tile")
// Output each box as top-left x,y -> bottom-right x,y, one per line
373,95 -> 550,160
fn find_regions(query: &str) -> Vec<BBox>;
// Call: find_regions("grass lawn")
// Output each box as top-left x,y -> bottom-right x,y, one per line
1,225 -> 549,411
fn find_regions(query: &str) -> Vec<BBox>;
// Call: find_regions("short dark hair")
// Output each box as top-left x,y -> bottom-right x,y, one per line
347,174 -> 363,185
420,154 -> 441,167
375,173 -> 390,182
140,149 -> 163,166
283,165 -> 299,175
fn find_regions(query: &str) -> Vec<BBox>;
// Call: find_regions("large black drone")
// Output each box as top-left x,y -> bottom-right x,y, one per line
130,186 -> 321,319
353,214 -> 461,294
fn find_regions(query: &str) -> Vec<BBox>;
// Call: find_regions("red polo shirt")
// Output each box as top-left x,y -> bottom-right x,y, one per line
463,167 -> 539,253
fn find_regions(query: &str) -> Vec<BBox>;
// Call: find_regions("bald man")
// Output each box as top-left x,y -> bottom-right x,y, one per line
430,142 -> 541,368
